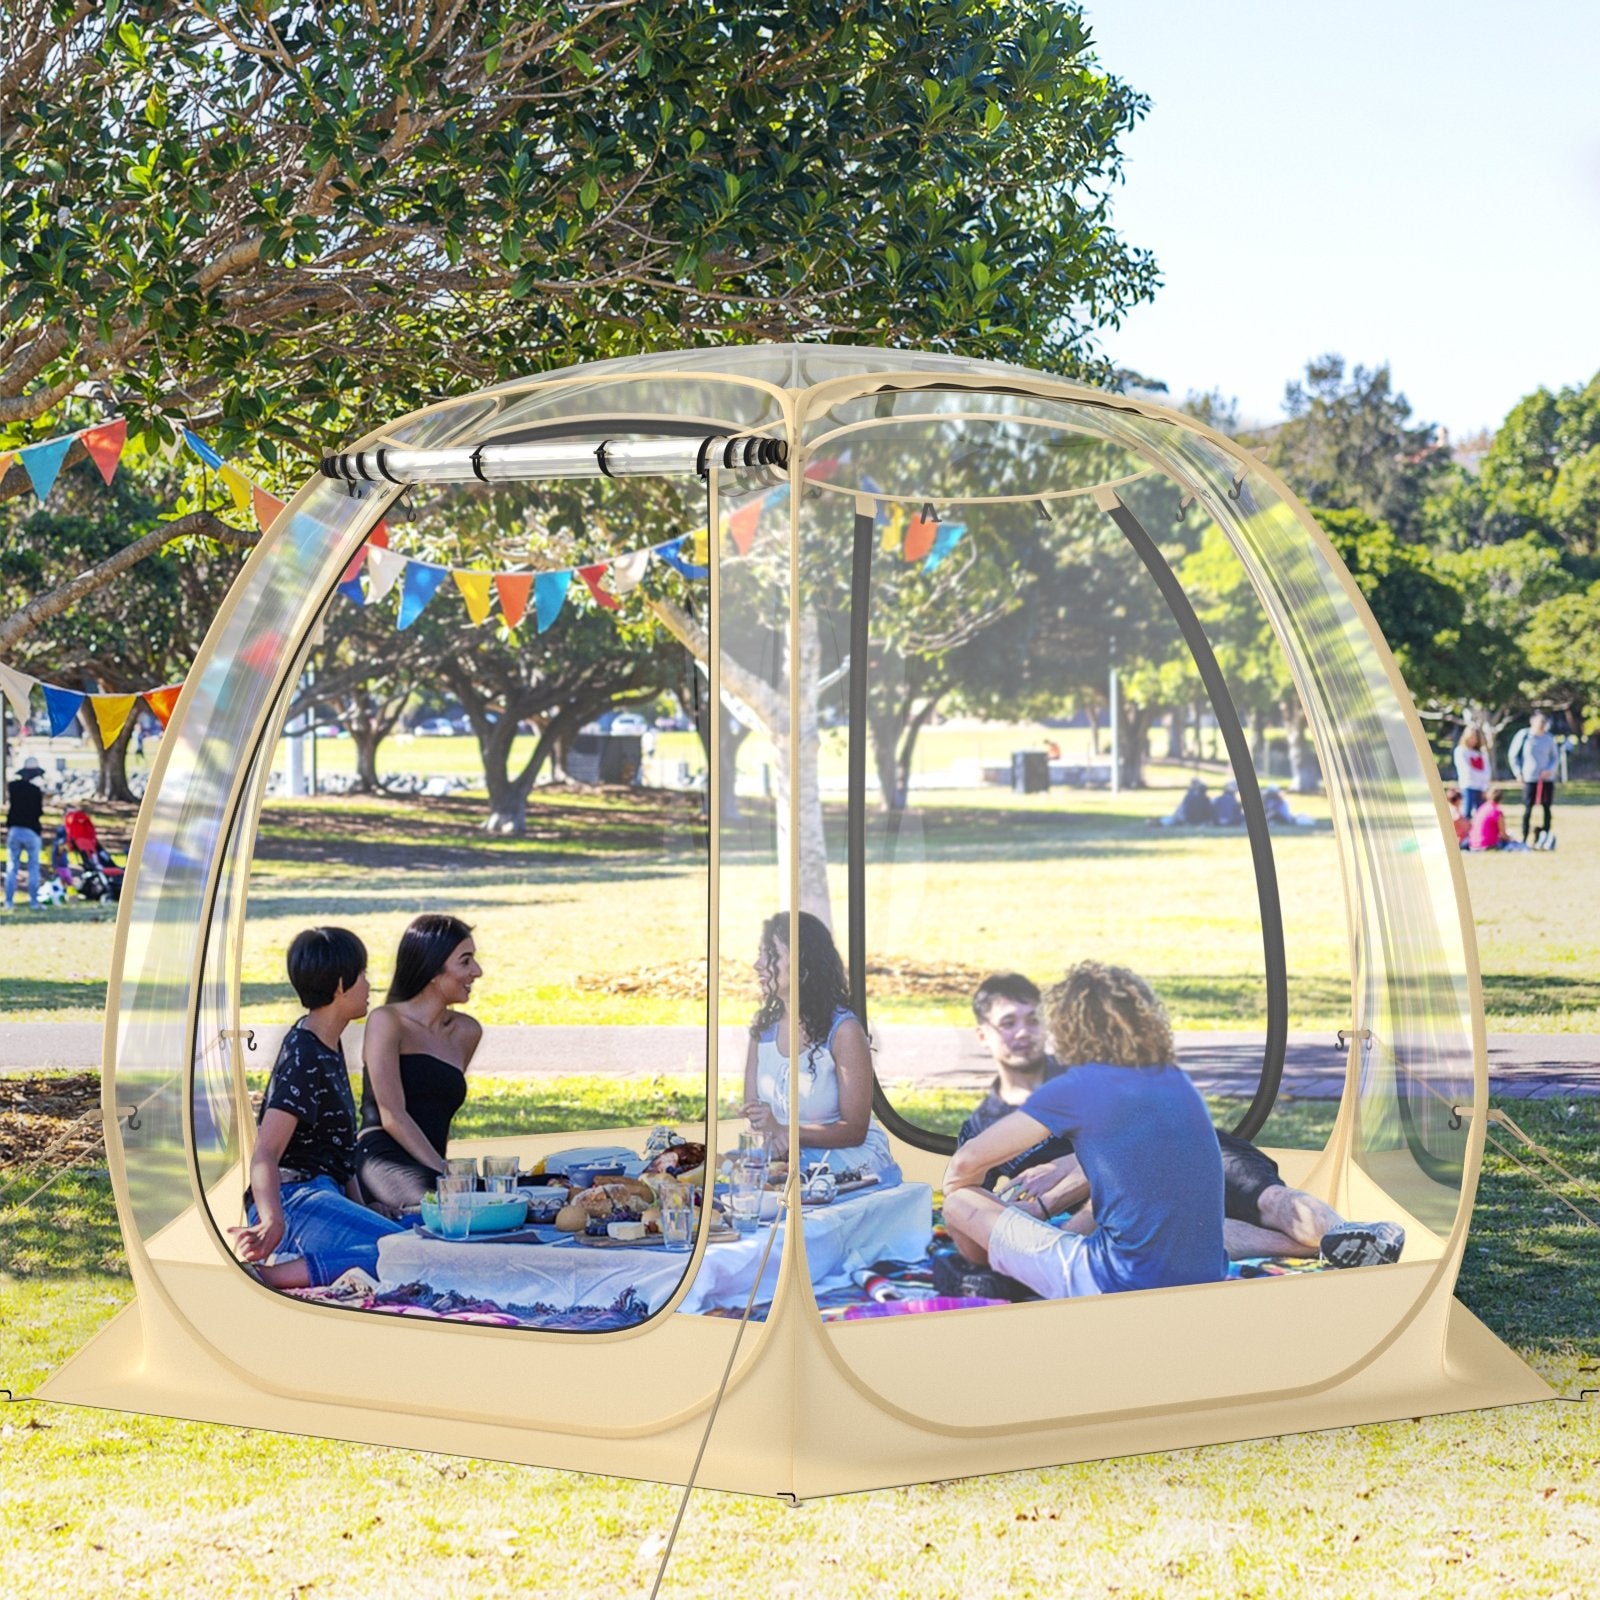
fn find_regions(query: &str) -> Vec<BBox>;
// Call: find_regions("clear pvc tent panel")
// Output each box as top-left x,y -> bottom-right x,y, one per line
79,344 -> 1521,1498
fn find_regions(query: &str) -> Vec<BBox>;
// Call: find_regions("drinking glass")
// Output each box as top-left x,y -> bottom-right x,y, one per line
437,1192 -> 473,1241
660,1187 -> 694,1253
445,1156 -> 480,1186
729,1158 -> 765,1235
483,1155 -> 520,1195
435,1173 -> 474,1199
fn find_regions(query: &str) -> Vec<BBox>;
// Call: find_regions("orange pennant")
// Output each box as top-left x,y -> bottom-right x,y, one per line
728,500 -> 761,555
80,420 -> 128,485
495,572 -> 533,629
904,513 -> 939,561
342,518 -> 392,582
143,684 -> 183,729
577,563 -> 621,611
0,452 -> 13,481
252,484 -> 286,531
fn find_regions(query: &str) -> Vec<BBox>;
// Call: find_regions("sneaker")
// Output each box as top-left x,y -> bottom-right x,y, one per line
1319,1221 -> 1405,1269
930,1248 -> 1040,1302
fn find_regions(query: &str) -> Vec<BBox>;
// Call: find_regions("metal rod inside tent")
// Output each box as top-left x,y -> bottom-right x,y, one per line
318,434 -> 787,486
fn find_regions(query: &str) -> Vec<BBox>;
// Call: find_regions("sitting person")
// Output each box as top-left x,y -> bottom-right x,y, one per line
1151,778 -> 1212,828
955,970 -> 1395,1263
1464,786 -> 1516,852
353,913 -> 483,1212
1211,780 -> 1244,827
741,911 -> 898,1182
1262,785 -> 1315,827
230,927 -> 403,1287
943,961 -> 1228,1297
1445,787 -> 1470,844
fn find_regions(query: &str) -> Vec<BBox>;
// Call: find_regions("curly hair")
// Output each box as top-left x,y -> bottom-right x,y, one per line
1042,961 -> 1173,1068
748,911 -> 854,1075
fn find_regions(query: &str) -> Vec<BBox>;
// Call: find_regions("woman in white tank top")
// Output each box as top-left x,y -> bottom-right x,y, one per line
741,912 -> 898,1182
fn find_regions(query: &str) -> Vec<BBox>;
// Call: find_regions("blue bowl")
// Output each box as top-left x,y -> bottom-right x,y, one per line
566,1161 -> 627,1190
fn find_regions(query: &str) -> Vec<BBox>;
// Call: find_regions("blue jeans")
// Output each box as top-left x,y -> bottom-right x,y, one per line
1461,787 -> 1486,818
5,826 -> 41,908
248,1174 -> 403,1287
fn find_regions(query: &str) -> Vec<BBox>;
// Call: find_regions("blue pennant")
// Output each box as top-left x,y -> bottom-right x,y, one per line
336,575 -> 366,608
656,536 -> 709,580
20,436 -> 73,502
534,569 -> 572,633
183,429 -> 224,470
396,562 -> 448,629
42,683 -> 86,737
922,522 -> 967,573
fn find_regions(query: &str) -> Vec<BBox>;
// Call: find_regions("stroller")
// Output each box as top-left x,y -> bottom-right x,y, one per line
62,808 -> 125,902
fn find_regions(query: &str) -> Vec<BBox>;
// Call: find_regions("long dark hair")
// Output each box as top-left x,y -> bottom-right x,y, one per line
387,913 -> 474,1003
749,911 -> 854,1072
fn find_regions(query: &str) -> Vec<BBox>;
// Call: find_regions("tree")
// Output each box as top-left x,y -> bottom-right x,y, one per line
1251,356 -> 1451,542
1524,583 -> 1600,748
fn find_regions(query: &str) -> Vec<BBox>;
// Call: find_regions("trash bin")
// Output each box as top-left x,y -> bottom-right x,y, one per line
1011,751 -> 1050,794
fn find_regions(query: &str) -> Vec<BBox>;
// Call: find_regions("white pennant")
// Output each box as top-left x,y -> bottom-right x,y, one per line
365,545 -> 410,605
0,662 -> 36,725
609,549 -> 651,594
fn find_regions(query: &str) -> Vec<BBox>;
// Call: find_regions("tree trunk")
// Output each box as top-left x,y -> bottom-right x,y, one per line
718,703 -> 747,821
896,696 -> 941,807
1283,699 -> 1318,793
91,712 -> 137,803
868,699 -> 905,812
1166,705 -> 1185,761
1114,700 -> 1150,789
1248,707 -> 1268,771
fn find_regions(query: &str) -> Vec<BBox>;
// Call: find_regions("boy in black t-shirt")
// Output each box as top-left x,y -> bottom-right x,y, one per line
230,927 -> 402,1288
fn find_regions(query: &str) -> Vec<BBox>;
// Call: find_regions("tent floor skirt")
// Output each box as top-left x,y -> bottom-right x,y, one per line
39,1295 -> 1553,1500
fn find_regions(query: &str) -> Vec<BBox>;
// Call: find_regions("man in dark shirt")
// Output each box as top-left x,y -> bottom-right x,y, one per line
958,973 -> 1065,1144
5,756 -> 46,910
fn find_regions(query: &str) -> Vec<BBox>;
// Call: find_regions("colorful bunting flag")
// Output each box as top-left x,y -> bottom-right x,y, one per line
608,549 -> 651,595
143,684 -> 183,729
656,536 -> 708,581
42,684 -> 85,737
0,662 -> 35,724
903,511 -> 939,562
495,573 -> 533,629
576,563 -> 621,611
184,429 -> 224,471
89,693 -> 138,746
921,522 -> 967,573
20,436 -> 73,503
252,484 -> 287,532
397,562 -> 449,629
880,503 -> 906,554
80,420 -> 128,485
365,546 -> 409,605
0,452 -> 13,483
453,568 -> 494,625
727,498 -> 763,555
218,463 -> 255,514
534,570 -> 572,634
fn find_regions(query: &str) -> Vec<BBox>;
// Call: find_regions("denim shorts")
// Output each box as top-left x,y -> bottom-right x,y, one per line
247,1173 -> 403,1287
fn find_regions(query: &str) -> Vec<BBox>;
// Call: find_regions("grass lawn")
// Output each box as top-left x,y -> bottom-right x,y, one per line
3,777 -> 1595,1034
2,1079 -> 1597,1599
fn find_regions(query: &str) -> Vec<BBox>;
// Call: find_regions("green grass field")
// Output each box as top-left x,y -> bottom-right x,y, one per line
3,1080 -> 1597,1600
4,770 -> 1596,1034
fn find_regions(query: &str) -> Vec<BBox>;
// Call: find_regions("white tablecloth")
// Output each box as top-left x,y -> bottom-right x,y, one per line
375,1181 -> 934,1316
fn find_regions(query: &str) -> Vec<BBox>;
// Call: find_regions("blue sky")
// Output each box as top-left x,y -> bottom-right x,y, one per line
1083,2 -> 1600,438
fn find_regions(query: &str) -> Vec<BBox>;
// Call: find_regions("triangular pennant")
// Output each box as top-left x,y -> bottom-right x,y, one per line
495,572 -> 533,629
365,546 -> 409,605
609,549 -> 651,595
577,563 -> 622,611
655,536 -> 709,581
0,662 -> 36,724
218,463 -> 254,514
89,693 -> 138,746
183,428 -> 224,470
20,436 -> 73,502
252,484 -> 287,532
397,562 -> 449,629
727,498 -> 762,556
339,545 -> 368,586
336,573 -> 366,608
689,529 -> 710,567
921,522 -> 967,573
881,503 -> 906,554
0,452 -> 14,483
369,521 -> 390,549
143,684 -> 183,729
42,684 -> 86,737
534,569 -> 572,634
903,512 -> 939,562
453,568 -> 494,625
80,419 -> 128,485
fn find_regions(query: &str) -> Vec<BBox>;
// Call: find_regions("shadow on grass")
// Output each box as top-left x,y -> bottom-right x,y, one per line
0,1166 -> 125,1279
1480,973 -> 1600,1020
2,977 -> 108,1013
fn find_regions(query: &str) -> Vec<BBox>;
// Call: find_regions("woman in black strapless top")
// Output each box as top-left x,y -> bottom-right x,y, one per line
354,913 -> 483,1212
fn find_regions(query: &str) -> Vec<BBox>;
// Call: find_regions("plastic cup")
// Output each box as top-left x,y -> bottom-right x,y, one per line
438,1192 -> 473,1241
729,1158 -> 766,1235
661,1192 -> 694,1253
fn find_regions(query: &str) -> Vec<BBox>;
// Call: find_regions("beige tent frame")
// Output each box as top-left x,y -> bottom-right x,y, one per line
41,351 -> 1551,1499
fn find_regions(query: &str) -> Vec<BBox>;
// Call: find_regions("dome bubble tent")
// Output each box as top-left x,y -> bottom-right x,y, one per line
42,346 -> 1549,1500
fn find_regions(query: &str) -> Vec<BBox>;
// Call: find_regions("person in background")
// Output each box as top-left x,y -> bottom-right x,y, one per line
1465,786 -> 1512,852
1451,727 -> 1491,819
1151,777 -> 1212,828
354,914 -> 483,1212
230,928 -> 402,1287
1262,786 -> 1314,827
1445,788 -> 1470,845
4,755 -> 46,911
1211,780 -> 1244,827
742,911 -> 898,1181
958,974 -> 1064,1144
1507,712 -> 1559,849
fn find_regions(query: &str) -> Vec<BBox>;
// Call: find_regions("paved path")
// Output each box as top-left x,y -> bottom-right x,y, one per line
3,1022 -> 1596,1100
